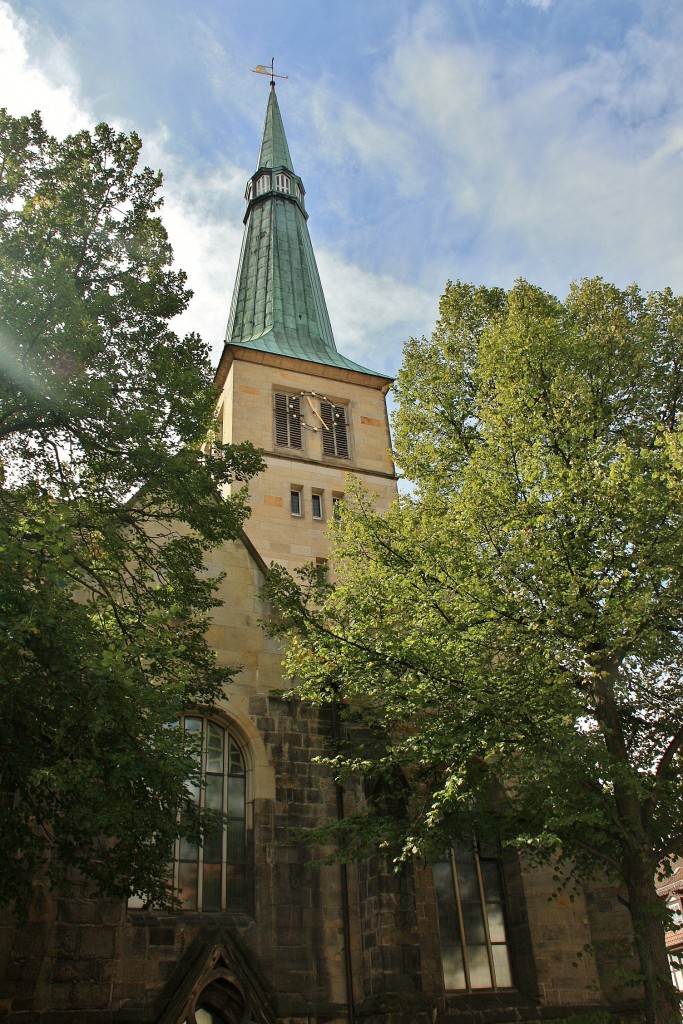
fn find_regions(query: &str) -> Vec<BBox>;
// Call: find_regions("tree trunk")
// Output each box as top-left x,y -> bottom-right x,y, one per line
623,850 -> 680,1024
592,663 -> 679,1024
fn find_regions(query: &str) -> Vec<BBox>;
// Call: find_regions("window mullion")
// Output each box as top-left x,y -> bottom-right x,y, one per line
474,847 -> 497,989
450,848 -> 470,990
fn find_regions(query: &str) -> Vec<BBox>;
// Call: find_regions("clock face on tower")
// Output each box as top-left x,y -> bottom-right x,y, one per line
274,390 -> 350,459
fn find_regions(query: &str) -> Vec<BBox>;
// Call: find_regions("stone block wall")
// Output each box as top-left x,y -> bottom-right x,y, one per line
0,689 -> 349,1023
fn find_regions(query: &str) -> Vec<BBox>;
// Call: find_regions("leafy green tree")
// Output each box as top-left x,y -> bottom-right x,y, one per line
265,278 -> 683,1024
0,110 -> 263,913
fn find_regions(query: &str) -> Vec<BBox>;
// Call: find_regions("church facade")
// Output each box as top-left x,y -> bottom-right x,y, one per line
0,85 -> 638,1024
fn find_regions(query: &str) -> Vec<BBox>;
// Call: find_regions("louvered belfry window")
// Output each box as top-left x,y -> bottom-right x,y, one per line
274,393 -> 303,449
320,401 -> 349,459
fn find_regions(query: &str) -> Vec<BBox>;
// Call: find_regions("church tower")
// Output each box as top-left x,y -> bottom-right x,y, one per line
214,82 -> 396,572
0,80 -> 640,1024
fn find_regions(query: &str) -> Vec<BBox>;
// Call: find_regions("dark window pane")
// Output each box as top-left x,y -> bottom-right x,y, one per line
178,861 -> 198,910
433,861 -> 457,910
480,860 -> 503,899
203,830 -> 222,863
441,941 -> 467,990
174,720 -> 248,913
492,944 -> 513,988
226,863 -> 246,910
227,820 -> 245,863
456,861 -> 480,903
454,841 -> 475,863
486,901 -> 507,943
468,945 -> 493,988
202,863 -> 222,911
229,740 -> 245,775
179,837 -> 198,861
206,722 -> 224,773
205,773 -> 223,811
434,859 -> 465,990
228,775 -> 246,816
435,844 -> 513,992
460,897 -> 487,945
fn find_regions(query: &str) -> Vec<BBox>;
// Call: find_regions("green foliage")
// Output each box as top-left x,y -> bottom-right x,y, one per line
0,109 -> 263,913
265,277 -> 683,1022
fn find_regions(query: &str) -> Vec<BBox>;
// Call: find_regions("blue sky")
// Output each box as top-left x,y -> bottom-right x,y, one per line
2,0 -> 683,378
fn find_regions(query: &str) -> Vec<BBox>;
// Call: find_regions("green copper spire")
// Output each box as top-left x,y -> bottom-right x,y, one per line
224,85 -> 386,379
257,85 -> 294,171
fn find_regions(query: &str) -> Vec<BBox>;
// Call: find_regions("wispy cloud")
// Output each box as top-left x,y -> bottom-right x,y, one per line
299,1 -> 683,296
1,1 -> 432,372
138,121 -> 249,360
0,3 -> 91,136
517,0 -> 554,10
317,250 -> 436,376
5,0 -> 683,379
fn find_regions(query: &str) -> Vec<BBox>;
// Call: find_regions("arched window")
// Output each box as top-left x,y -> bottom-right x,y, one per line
275,172 -> 290,193
255,173 -> 270,196
433,839 -> 513,991
176,715 -> 247,912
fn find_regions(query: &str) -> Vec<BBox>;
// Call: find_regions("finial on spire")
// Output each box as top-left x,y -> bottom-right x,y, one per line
251,59 -> 288,87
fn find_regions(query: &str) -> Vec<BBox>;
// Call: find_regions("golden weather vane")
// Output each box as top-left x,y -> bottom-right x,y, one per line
251,59 -> 288,86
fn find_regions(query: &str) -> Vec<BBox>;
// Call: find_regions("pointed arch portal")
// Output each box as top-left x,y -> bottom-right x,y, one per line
157,930 -> 277,1024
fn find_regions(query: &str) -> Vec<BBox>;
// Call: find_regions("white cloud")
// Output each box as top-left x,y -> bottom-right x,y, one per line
302,3 -> 683,297
317,250 -> 436,375
518,0 -> 554,10
148,149 -> 247,361
0,0 -> 431,373
0,2 -> 90,135
0,2 -> 246,363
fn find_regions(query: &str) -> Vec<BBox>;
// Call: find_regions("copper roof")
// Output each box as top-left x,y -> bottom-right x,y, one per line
222,85 -> 390,381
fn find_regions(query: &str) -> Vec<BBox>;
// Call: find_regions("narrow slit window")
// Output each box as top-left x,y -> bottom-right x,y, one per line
312,493 -> 323,519
274,393 -> 303,449
291,489 -> 302,516
320,401 -> 349,459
